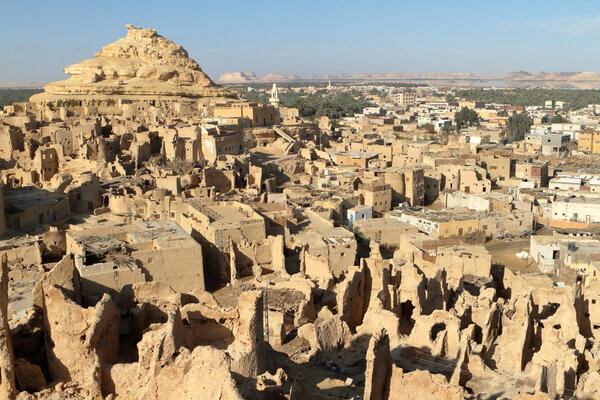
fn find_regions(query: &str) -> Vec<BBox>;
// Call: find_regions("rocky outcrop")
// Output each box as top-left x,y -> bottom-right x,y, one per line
512,394 -> 553,400
31,25 -> 237,104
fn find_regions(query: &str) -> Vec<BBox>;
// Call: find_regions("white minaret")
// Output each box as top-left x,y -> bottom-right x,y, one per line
269,83 -> 280,109
327,79 -> 333,91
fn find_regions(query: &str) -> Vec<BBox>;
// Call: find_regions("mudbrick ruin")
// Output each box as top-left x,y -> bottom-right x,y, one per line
0,25 -> 598,400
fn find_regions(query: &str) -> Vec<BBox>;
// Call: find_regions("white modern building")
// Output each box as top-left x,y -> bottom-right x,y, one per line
347,205 -> 373,226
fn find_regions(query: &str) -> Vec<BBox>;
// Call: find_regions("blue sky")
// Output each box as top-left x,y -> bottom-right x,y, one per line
2,0 -> 600,82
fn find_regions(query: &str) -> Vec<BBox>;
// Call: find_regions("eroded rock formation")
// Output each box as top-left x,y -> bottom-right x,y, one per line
30,25 -> 237,104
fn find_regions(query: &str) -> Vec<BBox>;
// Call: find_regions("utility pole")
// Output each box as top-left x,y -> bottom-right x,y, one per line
263,284 -> 269,343
319,129 -> 323,151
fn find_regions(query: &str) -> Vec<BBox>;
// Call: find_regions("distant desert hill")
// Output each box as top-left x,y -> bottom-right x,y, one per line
0,82 -> 47,89
217,72 -> 257,83
570,71 -> 600,81
217,70 -> 600,83
503,71 -> 600,82
218,72 -> 301,83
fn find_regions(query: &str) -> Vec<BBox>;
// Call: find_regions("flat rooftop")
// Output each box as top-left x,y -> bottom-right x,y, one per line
190,201 -> 263,225
353,217 -> 416,229
348,205 -> 373,212
449,191 -> 510,200
437,245 -> 490,257
550,177 -> 581,184
290,226 -> 355,247
556,197 -> 600,205
395,207 -> 530,223
329,151 -> 380,159
4,187 -> 67,213
531,235 -> 559,246
68,220 -> 197,251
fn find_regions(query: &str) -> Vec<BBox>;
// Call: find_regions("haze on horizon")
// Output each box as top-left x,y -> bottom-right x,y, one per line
2,0 -> 600,83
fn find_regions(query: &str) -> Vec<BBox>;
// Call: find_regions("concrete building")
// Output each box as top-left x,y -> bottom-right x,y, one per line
563,240 -> 600,282
393,208 -> 533,239
397,92 -> 417,108
551,197 -> 600,224
347,205 -> 372,226
363,107 -> 384,116
530,235 -> 560,273
578,131 -> 600,153
549,177 -> 582,191
539,133 -> 570,156
393,209 -> 479,239
514,160 -> 549,188
544,100 -> 565,109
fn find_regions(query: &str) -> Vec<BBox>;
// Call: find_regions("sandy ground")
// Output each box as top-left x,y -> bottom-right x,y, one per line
484,237 -> 539,273
272,337 -> 366,398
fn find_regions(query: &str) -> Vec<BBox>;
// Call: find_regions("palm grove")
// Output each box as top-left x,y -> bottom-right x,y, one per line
244,89 -> 374,120
453,106 -> 538,142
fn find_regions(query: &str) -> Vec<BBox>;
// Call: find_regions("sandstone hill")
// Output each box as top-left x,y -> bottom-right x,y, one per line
31,25 -> 237,104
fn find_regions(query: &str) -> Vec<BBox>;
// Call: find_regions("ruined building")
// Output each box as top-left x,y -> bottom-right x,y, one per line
0,23 -> 598,400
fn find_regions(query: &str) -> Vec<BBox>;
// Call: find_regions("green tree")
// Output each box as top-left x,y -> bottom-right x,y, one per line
438,126 -> 453,144
550,114 -> 569,123
454,107 -> 480,131
452,88 -> 600,111
241,88 -> 374,120
507,112 -> 532,141
368,88 -> 386,97
420,123 -> 435,133
0,89 -> 44,108
243,90 -> 269,104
